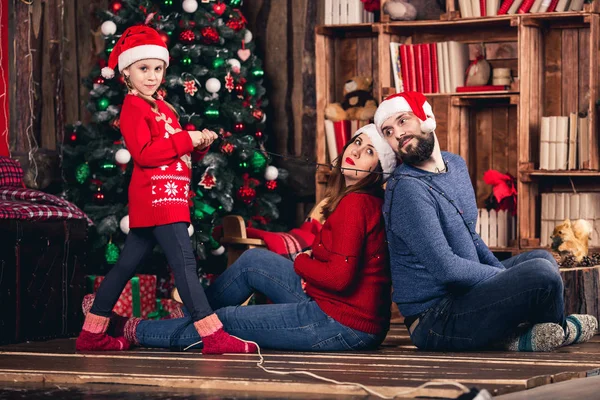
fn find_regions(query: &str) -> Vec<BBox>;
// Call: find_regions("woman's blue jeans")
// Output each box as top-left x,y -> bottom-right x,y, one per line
136,249 -> 386,351
408,250 -> 566,351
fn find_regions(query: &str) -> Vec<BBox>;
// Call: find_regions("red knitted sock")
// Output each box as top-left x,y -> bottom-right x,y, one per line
123,317 -> 143,346
194,314 -> 257,355
81,293 -> 131,338
75,313 -> 129,351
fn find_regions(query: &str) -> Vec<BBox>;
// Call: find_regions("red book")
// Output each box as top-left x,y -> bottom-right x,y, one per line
399,45 -> 411,93
420,44 -> 433,93
456,85 -> 507,92
414,44 -> 424,93
408,44 -> 419,92
430,43 -> 440,93
518,0 -> 536,13
333,120 -> 351,156
480,0 -> 487,16
547,0 -> 559,11
498,0 -> 515,14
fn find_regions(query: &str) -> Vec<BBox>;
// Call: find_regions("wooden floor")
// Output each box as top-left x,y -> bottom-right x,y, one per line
0,324 -> 599,399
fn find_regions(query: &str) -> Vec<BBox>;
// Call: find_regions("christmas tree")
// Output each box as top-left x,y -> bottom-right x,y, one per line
62,0 -> 286,273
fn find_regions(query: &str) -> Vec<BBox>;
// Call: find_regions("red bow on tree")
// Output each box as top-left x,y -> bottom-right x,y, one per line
483,170 -> 517,215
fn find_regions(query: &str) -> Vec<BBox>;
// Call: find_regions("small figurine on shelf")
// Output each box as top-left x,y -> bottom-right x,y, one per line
551,219 -> 593,262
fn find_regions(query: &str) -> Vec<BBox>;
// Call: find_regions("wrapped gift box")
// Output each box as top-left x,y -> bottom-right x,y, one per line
87,274 -> 157,318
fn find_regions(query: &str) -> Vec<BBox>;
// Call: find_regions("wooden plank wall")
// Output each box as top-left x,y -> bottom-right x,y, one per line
9,0 -> 108,188
241,0 -> 322,207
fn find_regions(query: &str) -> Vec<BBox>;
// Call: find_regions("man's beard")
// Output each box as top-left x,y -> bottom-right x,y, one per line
399,133 -> 435,165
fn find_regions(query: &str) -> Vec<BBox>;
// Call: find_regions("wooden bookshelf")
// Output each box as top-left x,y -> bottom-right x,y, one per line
315,1 -> 600,253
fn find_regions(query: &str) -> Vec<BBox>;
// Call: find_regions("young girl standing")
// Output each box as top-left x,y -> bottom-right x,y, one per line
76,25 -> 257,355
100,124 -> 397,352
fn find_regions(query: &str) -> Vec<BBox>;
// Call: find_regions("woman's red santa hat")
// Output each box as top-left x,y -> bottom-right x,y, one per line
101,25 -> 170,79
374,91 -> 436,135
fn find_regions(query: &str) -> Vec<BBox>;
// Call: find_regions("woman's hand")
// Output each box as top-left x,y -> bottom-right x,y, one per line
188,129 -> 218,149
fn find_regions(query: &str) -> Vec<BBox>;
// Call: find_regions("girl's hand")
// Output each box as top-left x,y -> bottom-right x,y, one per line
300,278 -> 307,293
188,129 -> 218,149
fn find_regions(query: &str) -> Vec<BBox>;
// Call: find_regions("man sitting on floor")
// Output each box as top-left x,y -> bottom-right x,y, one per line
375,91 -> 597,352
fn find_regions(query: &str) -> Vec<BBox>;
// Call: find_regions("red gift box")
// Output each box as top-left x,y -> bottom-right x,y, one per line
87,274 -> 157,318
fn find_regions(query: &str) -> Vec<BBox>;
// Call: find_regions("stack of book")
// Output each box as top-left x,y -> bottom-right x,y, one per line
324,0 -> 375,24
458,0 -> 585,17
324,120 -> 370,162
476,208 -> 517,248
389,41 -> 471,94
539,114 -> 592,170
540,192 -> 600,247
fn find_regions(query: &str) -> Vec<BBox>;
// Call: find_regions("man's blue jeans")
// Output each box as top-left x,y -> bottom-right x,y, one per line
409,250 -> 565,351
136,249 -> 386,351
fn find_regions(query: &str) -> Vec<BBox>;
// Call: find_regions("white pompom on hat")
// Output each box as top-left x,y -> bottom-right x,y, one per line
352,124 -> 397,182
374,91 -> 436,135
101,25 -> 170,79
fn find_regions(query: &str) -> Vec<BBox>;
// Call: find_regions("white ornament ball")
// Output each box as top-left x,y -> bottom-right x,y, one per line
101,20 -> 117,36
264,165 -> 279,181
120,215 -> 130,234
188,224 -> 195,237
211,245 -> 225,256
205,78 -> 221,93
182,0 -> 198,13
227,58 -> 241,71
115,148 -> 131,164
244,29 -> 253,44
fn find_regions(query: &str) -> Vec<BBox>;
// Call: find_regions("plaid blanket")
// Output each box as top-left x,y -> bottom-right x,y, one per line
0,188 -> 93,224
244,218 -> 322,260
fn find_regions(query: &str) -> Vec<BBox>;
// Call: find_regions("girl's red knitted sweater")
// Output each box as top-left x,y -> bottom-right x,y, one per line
119,94 -> 207,228
294,192 -> 391,335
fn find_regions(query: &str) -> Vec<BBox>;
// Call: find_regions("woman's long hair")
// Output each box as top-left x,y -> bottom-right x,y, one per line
321,133 -> 385,219
123,63 -> 179,117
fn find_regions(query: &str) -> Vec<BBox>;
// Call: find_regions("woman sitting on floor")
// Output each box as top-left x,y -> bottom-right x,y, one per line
84,124 -> 397,352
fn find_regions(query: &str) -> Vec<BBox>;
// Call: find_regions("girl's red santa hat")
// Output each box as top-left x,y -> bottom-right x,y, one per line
374,91 -> 436,135
101,25 -> 170,79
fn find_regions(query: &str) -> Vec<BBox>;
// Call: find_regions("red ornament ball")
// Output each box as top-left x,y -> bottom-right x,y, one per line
179,30 -> 195,43
234,83 -> 244,95
237,186 -> 256,205
94,76 -> 105,85
118,75 -> 126,85
69,132 -> 77,142
184,123 -> 196,131
252,109 -> 264,120
233,122 -> 245,132
265,180 -> 277,190
110,0 -> 123,13
254,131 -> 263,139
201,27 -> 220,44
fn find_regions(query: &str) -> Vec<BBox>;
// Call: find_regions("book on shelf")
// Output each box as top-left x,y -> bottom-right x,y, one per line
539,115 -> 585,170
389,42 -> 404,94
389,41 -> 469,94
540,192 -> 600,248
455,85 -> 508,92
508,0 -> 525,13
324,119 -> 370,162
324,0 -> 375,25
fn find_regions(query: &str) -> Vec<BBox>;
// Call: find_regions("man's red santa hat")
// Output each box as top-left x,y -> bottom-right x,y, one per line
101,25 -> 170,79
374,91 -> 436,135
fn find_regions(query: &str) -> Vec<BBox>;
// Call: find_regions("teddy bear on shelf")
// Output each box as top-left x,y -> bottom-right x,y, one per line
324,76 -> 378,122
551,218 -> 593,262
